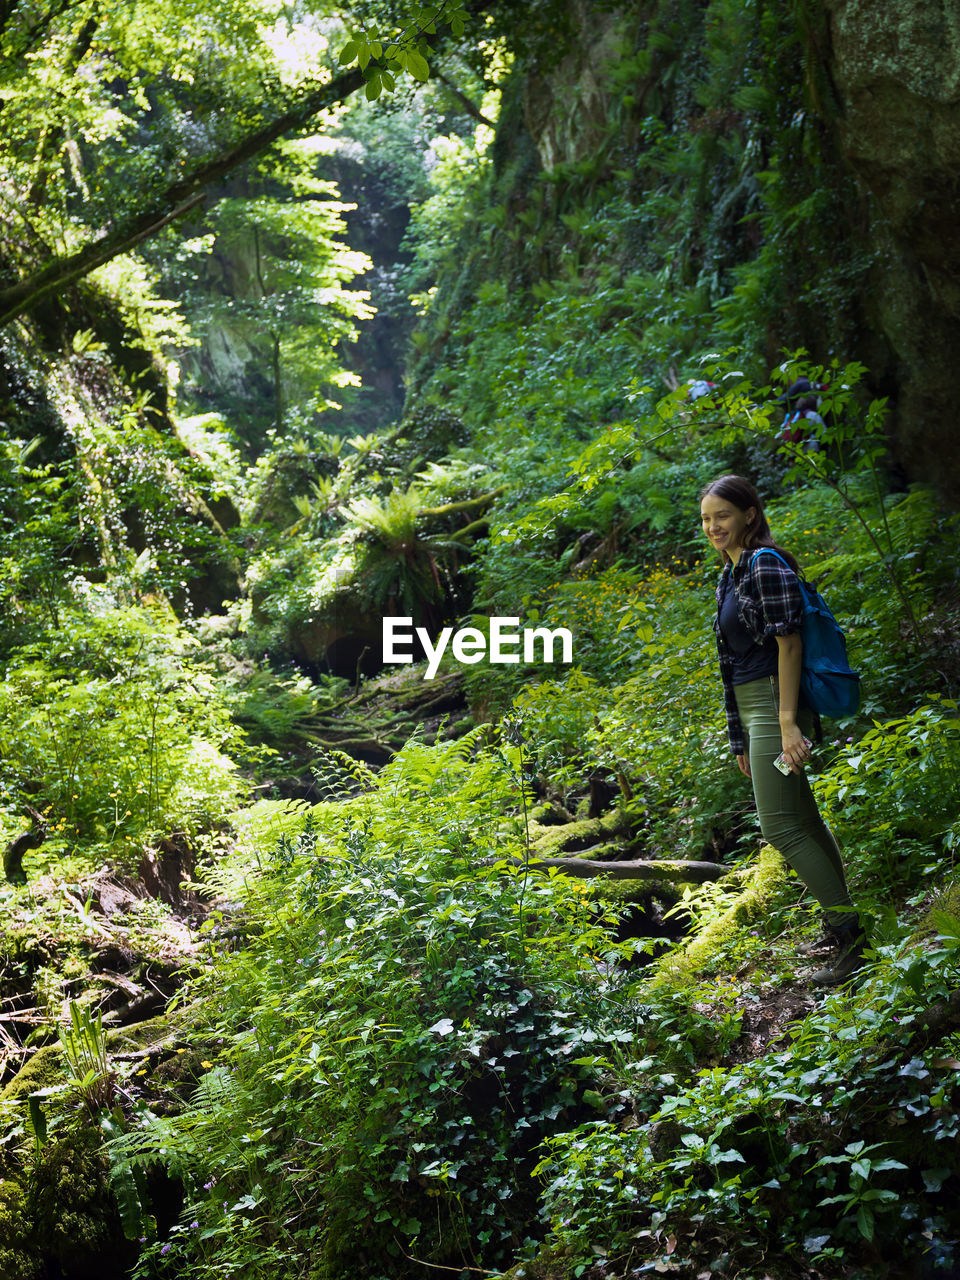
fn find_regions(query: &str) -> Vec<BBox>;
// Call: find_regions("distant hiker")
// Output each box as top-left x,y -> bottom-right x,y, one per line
687,379 -> 717,401
778,396 -> 824,452
699,474 -> 868,985
771,377 -> 829,452
771,376 -> 821,411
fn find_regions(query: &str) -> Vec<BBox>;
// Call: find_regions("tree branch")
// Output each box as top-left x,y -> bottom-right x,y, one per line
417,486 -> 505,518
0,65 -> 366,330
431,68 -> 496,128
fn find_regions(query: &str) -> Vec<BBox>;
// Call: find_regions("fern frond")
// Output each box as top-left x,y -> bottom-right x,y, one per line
311,747 -> 377,799
446,721 -> 494,761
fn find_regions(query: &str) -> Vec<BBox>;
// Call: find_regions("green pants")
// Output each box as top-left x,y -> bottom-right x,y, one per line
734,675 -> 857,928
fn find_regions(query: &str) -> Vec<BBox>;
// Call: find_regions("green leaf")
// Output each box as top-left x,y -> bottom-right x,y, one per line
922,1167 -> 951,1192
108,1157 -> 147,1240
365,75 -> 382,101
27,1096 -> 47,1147
407,50 -> 430,82
931,908 -> 960,940
338,40 -> 358,65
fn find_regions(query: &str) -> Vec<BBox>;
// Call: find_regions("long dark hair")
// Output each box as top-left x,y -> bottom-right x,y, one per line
699,475 -> 802,573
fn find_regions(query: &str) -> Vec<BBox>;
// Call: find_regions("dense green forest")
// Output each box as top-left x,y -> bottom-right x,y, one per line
2,1 -> 960,1277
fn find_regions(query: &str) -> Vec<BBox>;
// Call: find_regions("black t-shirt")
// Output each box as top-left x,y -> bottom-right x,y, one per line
718,575 -> 779,685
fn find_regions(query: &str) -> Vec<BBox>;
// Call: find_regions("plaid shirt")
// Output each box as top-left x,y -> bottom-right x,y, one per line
713,547 -> 804,754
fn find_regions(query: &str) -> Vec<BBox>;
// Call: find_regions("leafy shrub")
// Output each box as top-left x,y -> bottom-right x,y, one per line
222,667 -> 350,751
115,733 -> 641,1279
814,698 -> 960,891
0,605 -> 242,860
532,911 -> 960,1275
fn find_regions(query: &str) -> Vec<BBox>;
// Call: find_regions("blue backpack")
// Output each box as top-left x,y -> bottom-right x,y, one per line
752,549 -> 860,719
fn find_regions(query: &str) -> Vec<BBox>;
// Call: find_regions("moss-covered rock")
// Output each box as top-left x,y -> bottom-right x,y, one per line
0,1046 -> 64,1102
27,1124 -> 136,1278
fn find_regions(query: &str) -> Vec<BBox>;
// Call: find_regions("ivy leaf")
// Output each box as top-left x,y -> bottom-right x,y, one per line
899,1057 -> 930,1079
803,1233 -> 831,1253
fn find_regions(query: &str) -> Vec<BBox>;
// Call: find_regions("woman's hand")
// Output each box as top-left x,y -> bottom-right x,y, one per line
780,721 -> 810,774
736,753 -> 752,778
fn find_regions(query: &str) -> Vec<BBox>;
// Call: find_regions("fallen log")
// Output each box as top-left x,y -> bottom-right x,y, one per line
102,992 -> 167,1026
312,735 -> 397,758
488,854 -> 727,884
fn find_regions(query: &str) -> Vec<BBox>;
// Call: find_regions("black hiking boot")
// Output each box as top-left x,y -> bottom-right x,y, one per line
809,923 -> 869,987
798,916 -> 840,957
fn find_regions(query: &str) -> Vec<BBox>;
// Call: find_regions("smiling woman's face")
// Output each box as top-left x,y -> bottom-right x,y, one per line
699,493 -> 756,557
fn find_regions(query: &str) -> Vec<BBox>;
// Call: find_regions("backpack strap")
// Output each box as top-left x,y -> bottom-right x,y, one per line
750,547 -> 805,582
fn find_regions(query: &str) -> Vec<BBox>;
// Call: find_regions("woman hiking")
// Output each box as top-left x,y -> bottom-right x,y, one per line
699,474 -> 867,986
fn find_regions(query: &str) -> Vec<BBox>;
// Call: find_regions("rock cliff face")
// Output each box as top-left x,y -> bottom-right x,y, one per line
824,0 -> 960,496
469,0 -> 960,501
522,1 -> 624,170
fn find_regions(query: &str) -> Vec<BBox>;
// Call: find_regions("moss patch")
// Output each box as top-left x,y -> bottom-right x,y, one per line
0,1179 -> 38,1280
529,809 -> 630,858
27,1124 -> 135,1275
0,1046 -> 64,1102
498,1248 -> 576,1280
105,1014 -> 176,1053
152,1048 -> 206,1093
585,879 -> 674,906
647,844 -> 789,989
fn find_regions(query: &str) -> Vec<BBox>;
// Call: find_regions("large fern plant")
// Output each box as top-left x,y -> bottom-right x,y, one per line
338,485 -> 461,624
